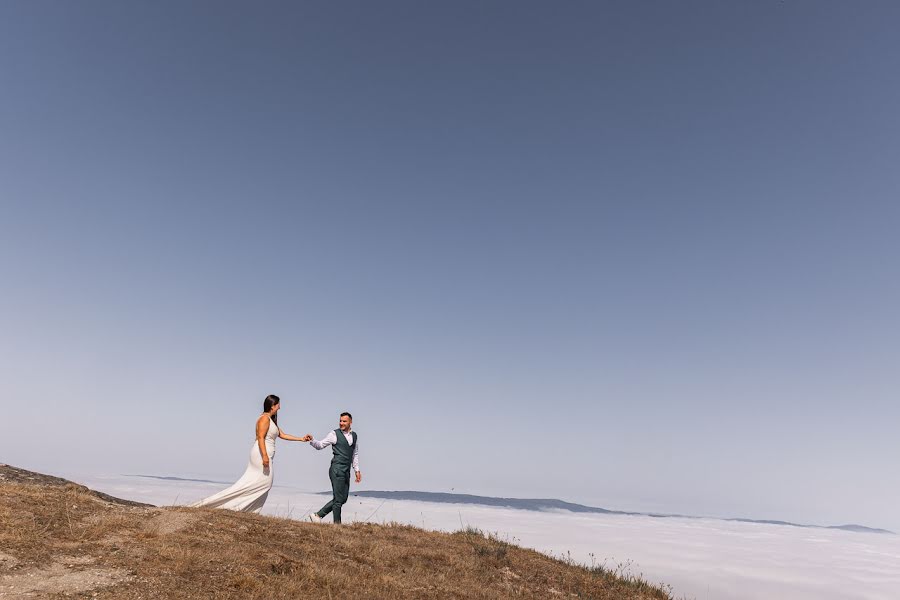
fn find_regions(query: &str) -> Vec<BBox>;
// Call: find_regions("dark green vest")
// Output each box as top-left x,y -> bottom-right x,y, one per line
331,429 -> 357,471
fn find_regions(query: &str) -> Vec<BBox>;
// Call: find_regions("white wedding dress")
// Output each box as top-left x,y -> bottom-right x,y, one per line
190,417 -> 278,513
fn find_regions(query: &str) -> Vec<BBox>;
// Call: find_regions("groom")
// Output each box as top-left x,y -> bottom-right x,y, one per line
307,412 -> 360,524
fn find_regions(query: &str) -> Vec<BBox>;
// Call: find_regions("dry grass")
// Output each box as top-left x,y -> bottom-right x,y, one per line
0,466 -> 674,599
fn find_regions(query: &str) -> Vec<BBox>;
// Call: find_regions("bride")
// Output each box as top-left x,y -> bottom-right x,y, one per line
190,394 -> 310,513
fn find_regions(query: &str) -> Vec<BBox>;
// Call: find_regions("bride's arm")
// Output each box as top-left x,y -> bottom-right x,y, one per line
278,430 -> 312,442
256,415 -> 271,468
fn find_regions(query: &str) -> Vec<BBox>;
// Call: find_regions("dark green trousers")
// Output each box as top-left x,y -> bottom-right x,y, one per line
317,466 -> 350,523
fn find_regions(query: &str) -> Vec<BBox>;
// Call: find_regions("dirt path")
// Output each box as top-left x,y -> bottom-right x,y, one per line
0,555 -> 131,598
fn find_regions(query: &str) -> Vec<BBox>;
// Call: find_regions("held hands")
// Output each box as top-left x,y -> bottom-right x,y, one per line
355,471 -> 362,484
303,434 -> 313,442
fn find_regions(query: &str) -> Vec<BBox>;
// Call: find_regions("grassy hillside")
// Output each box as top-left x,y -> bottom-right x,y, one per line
0,465 -> 673,599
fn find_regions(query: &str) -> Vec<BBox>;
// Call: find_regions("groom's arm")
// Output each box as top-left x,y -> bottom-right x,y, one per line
309,431 -> 337,450
353,441 -> 361,483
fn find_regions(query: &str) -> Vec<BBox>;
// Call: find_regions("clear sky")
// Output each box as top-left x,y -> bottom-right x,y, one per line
1,1 -> 898,531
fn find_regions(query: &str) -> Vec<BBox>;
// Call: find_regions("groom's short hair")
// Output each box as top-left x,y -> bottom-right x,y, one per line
340,412 -> 352,420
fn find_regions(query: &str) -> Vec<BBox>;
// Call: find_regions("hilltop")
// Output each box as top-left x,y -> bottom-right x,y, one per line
0,465 -> 672,599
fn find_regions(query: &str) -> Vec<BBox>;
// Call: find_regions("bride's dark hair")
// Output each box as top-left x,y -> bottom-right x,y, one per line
263,394 -> 280,426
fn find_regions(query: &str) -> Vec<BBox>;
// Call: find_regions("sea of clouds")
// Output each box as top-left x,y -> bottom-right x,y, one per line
73,473 -> 900,600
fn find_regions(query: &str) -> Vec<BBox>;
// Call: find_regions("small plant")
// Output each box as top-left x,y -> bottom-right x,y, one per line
587,552 -> 675,598
456,526 -> 513,563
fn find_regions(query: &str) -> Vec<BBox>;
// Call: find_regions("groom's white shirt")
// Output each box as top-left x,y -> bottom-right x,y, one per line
310,430 -> 360,473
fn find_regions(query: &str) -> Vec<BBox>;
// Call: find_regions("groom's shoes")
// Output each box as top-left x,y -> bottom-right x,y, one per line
308,514 -> 322,524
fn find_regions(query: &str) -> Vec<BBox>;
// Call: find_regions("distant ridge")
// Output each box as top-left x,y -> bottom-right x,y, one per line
125,475 -> 894,535
825,524 -> 895,534
348,491 -> 637,515
127,474 -> 230,485
349,490 -> 894,535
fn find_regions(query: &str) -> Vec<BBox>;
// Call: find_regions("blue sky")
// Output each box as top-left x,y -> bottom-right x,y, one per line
1,1 -> 898,530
